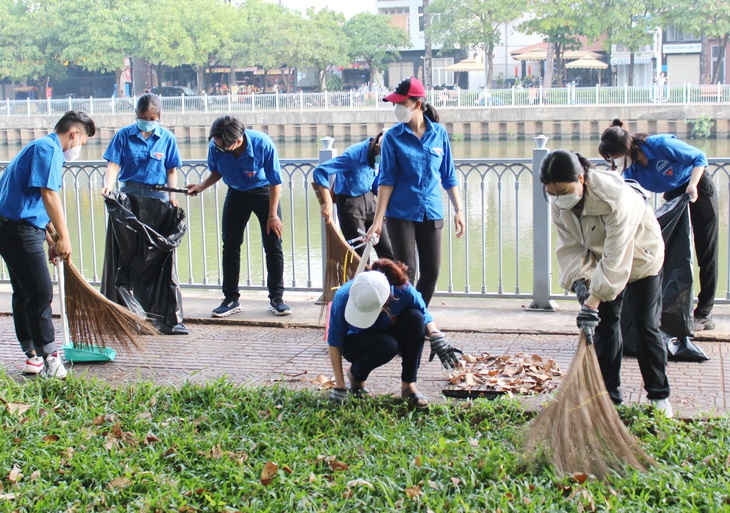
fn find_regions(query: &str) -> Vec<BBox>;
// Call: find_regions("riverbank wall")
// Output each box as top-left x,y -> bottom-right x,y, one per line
0,104 -> 727,145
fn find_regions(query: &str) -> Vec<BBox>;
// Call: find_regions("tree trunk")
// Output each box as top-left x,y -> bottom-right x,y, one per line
193,66 -> 206,95
555,42 -> 563,87
319,68 -> 326,92
700,33 -> 710,84
628,52 -> 635,86
486,41 -> 495,88
115,69 -> 125,98
229,65 -> 236,91
38,76 -> 49,100
423,0 -> 432,90
711,33 -> 729,84
544,43 -> 555,90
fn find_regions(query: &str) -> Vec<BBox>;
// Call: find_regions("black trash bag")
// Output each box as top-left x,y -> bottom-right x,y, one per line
664,333 -> 709,362
100,192 -> 187,334
621,194 -> 709,361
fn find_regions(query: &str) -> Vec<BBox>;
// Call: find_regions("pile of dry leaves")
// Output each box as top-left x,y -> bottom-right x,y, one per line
446,352 -> 564,395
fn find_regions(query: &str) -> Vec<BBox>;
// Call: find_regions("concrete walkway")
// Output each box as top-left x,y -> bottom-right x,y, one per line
1,285 -> 728,418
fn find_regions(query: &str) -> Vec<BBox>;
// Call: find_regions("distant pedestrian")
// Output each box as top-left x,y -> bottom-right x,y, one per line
599,118 -> 718,330
368,77 -> 465,306
541,149 -> 672,417
186,115 -> 291,318
326,259 -> 462,408
313,130 -> 394,260
0,110 -> 96,379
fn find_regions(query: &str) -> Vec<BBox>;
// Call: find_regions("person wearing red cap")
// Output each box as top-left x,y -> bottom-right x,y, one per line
368,77 -> 465,306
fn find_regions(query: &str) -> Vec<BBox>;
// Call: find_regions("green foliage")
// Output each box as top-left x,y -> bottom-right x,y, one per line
343,13 -> 411,74
326,74 -> 343,91
685,115 -> 714,138
0,373 -> 729,511
297,8 -> 350,91
427,0 -> 522,86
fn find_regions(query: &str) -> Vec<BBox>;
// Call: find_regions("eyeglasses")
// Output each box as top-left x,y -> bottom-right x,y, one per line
214,142 -> 233,153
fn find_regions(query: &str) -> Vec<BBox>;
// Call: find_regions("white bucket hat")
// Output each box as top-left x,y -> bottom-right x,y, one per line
344,271 -> 391,329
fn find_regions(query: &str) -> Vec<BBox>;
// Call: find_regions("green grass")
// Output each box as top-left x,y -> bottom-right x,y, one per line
1,372 -> 728,512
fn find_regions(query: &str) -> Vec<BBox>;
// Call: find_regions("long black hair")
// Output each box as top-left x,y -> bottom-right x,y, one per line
539,150 -> 592,185
135,93 -> 162,118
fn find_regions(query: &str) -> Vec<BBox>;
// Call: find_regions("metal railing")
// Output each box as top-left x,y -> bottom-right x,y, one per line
4,83 -> 730,117
1,149 -> 729,304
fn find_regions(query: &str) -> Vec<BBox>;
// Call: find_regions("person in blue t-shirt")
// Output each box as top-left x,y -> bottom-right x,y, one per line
0,110 -> 96,379
367,77 -> 465,306
599,119 -> 718,331
313,130 -> 394,260
185,115 -> 291,318
326,259 -> 462,409
99,93 -> 187,335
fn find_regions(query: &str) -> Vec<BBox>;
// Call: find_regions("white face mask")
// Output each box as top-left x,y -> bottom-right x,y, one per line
63,133 -> 82,162
393,103 -> 415,123
553,192 -> 582,210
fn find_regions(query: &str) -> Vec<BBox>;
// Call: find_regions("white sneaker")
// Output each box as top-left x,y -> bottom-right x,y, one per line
42,354 -> 68,380
650,398 -> 673,418
22,356 -> 44,375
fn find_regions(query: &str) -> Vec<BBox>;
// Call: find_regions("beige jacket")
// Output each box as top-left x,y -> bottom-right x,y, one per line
553,169 -> 664,303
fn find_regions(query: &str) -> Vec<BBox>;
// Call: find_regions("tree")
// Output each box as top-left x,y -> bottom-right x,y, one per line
343,13 -> 411,82
519,0 -> 587,88
0,0 -> 67,99
427,0 -> 523,88
297,8 -> 350,91
669,0 -> 730,84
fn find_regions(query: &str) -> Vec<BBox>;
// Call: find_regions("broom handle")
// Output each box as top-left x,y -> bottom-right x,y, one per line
151,185 -> 189,194
56,259 -> 72,349
355,240 -> 373,276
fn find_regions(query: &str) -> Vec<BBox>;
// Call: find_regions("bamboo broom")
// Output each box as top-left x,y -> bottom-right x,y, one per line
523,331 -> 655,479
47,224 -> 157,351
311,182 -> 366,310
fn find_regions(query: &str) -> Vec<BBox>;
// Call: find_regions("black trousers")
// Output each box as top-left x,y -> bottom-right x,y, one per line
335,191 -> 394,260
0,219 -> 56,356
221,186 -> 284,301
385,217 -> 443,307
595,274 -> 669,402
342,308 -> 425,383
664,171 -> 718,318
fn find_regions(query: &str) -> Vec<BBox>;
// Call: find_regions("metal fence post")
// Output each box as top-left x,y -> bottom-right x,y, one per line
317,136 -> 337,303
528,134 -> 557,311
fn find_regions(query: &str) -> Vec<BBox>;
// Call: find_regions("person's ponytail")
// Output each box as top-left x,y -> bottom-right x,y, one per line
423,102 -> 439,123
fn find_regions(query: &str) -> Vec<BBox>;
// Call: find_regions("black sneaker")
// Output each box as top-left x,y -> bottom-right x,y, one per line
694,316 -> 715,331
269,297 -> 292,316
212,299 -> 242,318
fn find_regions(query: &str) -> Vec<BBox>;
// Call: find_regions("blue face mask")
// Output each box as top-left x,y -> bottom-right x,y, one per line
375,155 -> 382,165
136,119 -> 159,133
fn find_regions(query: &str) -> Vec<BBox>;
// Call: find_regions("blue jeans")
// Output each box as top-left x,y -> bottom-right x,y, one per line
221,186 -> 284,301
0,219 -> 56,356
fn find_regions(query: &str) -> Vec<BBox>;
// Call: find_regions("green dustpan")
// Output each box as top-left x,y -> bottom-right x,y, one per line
62,344 -> 116,363
58,263 -> 117,364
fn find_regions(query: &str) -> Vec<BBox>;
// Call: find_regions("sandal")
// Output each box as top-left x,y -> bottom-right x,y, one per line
349,386 -> 374,399
402,392 -> 429,410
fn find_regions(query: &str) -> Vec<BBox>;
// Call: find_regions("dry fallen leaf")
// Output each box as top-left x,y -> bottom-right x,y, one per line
414,456 -> 422,468
260,462 -> 278,485
0,493 -> 16,501
328,460 -> 348,472
572,472 -> 590,485
42,434 -> 60,443
109,477 -> 132,489
450,477 -> 461,486
8,465 -> 22,483
145,433 -> 161,444
405,485 -> 423,499
7,403 -> 31,416
30,470 -> 40,480
467,436 -> 479,448
347,479 -> 374,489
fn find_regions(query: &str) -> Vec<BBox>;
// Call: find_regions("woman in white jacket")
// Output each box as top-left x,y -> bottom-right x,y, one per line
540,150 -> 672,417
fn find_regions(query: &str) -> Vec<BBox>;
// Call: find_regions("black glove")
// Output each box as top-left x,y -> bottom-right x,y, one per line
428,333 -> 462,369
573,279 -> 590,306
329,387 -> 349,403
576,304 -> 600,344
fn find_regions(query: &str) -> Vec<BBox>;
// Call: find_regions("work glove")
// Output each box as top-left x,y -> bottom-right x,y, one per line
329,387 -> 349,403
576,304 -> 600,344
428,333 -> 463,369
572,279 -> 590,306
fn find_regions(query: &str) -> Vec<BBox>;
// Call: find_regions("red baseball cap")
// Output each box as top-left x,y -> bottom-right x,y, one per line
383,77 -> 426,103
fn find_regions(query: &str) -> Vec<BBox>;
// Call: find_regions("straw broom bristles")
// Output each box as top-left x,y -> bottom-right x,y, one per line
523,331 -> 655,479
47,223 -> 156,351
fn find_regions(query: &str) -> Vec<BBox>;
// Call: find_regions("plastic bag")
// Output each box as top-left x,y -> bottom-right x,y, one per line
100,192 -> 187,334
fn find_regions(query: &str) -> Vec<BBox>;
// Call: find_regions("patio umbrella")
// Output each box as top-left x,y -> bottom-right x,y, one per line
565,56 -> 608,85
512,50 -> 547,61
445,58 -> 486,72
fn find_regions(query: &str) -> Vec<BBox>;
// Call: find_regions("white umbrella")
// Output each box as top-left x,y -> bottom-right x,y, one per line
445,58 -> 486,72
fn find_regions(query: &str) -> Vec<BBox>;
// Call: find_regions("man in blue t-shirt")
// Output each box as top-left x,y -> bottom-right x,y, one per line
186,115 -> 291,318
0,111 -> 96,379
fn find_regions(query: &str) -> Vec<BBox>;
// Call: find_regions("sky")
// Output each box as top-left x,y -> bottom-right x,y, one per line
276,0 -> 376,19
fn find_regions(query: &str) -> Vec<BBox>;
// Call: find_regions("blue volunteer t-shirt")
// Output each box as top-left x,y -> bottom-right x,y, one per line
623,134 -> 708,193
207,130 -> 282,192
103,124 -> 182,185
313,138 -> 377,197
326,279 -> 433,348
378,118 -> 458,221
0,133 -> 65,229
